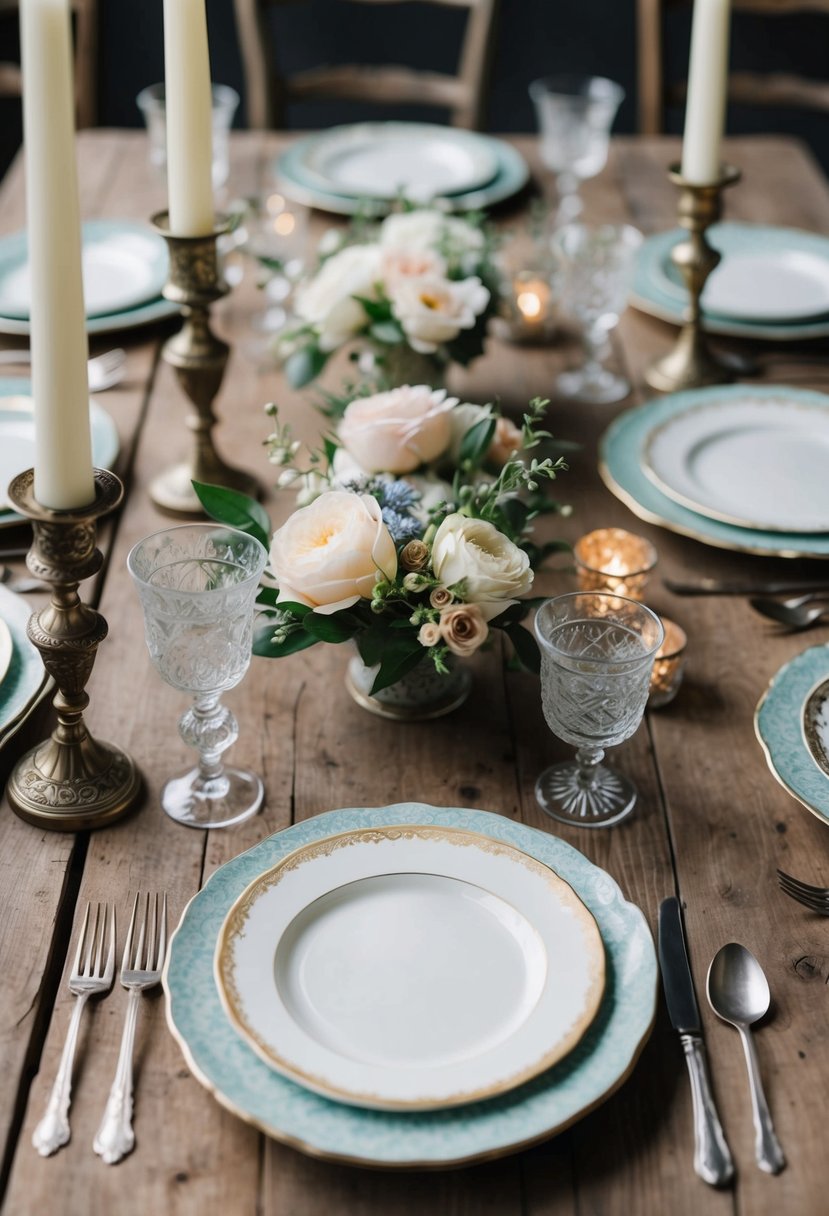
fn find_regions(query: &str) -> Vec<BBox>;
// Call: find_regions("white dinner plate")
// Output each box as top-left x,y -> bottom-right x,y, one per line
215,824 -> 605,1111
0,220 -> 168,320
296,123 -> 499,201
0,385 -> 120,516
642,393 -> 829,534
703,249 -> 829,323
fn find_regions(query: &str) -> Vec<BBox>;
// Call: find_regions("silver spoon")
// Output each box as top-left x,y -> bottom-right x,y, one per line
707,944 -> 785,1175
750,595 -> 829,631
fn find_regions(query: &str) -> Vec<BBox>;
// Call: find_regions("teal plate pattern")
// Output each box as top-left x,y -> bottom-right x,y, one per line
0,581 -> 46,745
755,645 -> 829,826
0,377 -> 120,529
600,384 -> 829,560
632,223 -> 829,342
275,136 -> 530,216
164,802 -> 657,1168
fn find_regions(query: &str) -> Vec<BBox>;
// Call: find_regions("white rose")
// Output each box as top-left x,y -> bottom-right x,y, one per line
269,491 -> 397,615
431,513 -> 532,621
389,275 -> 490,354
294,244 -> 382,352
338,385 -> 456,474
381,247 -> 447,288
380,211 -> 485,264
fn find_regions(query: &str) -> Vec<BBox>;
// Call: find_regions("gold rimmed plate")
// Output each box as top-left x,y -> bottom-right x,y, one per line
215,824 -> 605,1111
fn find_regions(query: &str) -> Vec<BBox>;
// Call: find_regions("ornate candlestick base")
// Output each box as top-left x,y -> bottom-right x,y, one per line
5,469 -> 142,831
645,164 -> 741,393
150,212 -> 259,516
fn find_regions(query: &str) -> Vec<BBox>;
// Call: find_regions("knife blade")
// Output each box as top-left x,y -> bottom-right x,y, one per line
658,898 -> 734,1187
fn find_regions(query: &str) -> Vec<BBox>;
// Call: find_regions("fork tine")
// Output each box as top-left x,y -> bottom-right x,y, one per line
104,906 -> 116,983
94,904 -> 106,976
72,902 -> 91,978
777,869 -> 829,898
122,892 -> 139,977
777,874 -> 829,901
149,893 -> 157,970
155,894 -> 168,971
133,893 -> 148,970
779,885 -> 829,913
83,903 -> 100,977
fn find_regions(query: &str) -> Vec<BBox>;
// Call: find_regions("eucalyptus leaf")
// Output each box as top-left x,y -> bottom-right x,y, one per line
285,344 -> 329,388
369,320 -> 405,345
459,416 -> 496,465
253,622 -> 317,658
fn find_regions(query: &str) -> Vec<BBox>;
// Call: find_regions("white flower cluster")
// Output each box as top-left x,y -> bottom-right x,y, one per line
294,210 -> 491,356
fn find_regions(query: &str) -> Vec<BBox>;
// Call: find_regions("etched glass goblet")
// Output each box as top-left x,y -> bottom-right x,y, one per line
553,222 -> 643,404
534,592 -> 663,828
128,524 -> 268,829
529,75 -> 624,222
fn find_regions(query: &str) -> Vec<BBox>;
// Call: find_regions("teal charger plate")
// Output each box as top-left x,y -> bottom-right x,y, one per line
600,385 -> 829,560
275,134 -> 530,216
0,581 -> 48,748
164,802 -> 656,1168
755,645 -> 829,826
632,222 -> 829,342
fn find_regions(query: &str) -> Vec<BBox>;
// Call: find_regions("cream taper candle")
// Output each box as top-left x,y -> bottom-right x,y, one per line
163,0 -> 215,236
20,0 -> 94,510
681,0 -> 732,184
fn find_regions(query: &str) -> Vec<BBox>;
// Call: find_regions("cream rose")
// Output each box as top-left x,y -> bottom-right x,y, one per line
338,386 -> 456,474
381,247 -> 447,287
439,604 -> 489,656
488,416 -> 524,466
294,244 -> 382,352
417,621 -> 441,648
380,211 -> 485,262
270,491 -> 397,615
388,275 -> 490,354
431,513 -> 532,621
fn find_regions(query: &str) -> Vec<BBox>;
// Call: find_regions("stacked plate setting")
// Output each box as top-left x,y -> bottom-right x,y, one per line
0,220 -> 176,336
633,222 -> 829,342
756,645 -> 829,827
0,582 -> 51,755
274,123 -> 530,215
601,384 -> 829,559
164,802 -> 657,1167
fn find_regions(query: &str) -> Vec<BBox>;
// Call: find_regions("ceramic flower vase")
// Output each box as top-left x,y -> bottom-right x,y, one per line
345,653 -> 471,720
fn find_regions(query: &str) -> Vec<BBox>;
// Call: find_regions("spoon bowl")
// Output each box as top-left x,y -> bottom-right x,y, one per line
750,595 -> 829,631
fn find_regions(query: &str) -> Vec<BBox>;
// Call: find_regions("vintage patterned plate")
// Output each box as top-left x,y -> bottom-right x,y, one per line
755,645 -> 829,825
165,802 -> 657,1167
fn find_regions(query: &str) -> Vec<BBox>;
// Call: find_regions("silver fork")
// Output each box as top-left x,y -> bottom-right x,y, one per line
93,893 -> 167,1165
777,869 -> 829,914
32,902 -> 115,1156
0,347 -> 126,392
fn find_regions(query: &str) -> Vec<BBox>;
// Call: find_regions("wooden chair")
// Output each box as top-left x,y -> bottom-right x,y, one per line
0,0 -> 98,128
637,0 -> 829,134
233,0 -> 499,130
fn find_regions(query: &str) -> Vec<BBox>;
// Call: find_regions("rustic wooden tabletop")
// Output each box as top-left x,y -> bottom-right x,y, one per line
1,131 -> 828,1216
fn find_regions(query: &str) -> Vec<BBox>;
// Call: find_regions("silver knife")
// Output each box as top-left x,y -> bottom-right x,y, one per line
658,897 -> 734,1187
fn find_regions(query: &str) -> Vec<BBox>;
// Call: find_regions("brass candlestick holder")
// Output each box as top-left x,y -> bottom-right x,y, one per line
5,468 -> 142,831
150,211 -> 258,515
645,163 -> 741,393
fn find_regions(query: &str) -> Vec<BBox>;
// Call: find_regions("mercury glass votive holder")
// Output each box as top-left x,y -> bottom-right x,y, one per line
649,617 -> 688,708
574,528 -> 658,600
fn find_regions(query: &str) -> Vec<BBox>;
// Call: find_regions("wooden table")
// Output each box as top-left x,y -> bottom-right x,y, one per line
1,131 -> 829,1216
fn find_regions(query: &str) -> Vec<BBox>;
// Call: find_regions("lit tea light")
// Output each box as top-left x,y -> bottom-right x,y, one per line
574,528 -> 658,600
494,270 -> 555,343
516,277 -> 550,322
649,617 -> 688,708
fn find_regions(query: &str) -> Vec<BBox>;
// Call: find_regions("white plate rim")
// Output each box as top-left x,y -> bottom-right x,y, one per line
215,823 -> 606,1111
702,248 -> 829,323
641,394 -> 829,534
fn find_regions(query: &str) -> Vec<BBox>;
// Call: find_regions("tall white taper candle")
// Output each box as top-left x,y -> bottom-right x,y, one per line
20,0 -> 94,510
163,0 -> 215,236
681,0 -> 732,184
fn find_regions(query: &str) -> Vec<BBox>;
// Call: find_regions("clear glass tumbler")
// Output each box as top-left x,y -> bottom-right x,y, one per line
136,83 -> 240,192
553,222 -> 643,404
534,592 -> 663,828
529,75 -> 624,222
128,524 -> 268,829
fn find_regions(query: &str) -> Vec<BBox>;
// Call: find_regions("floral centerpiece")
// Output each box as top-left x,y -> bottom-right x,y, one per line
280,208 -> 500,391
196,389 -> 568,716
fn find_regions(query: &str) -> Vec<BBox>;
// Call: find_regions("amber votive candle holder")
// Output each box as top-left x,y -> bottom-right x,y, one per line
573,528 -> 658,600
649,617 -> 688,708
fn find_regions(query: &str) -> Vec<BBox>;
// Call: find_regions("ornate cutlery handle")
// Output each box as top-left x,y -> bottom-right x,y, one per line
738,1025 -> 785,1175
680,1033 -> 734,1186
93,988 -> 141,1165
32,993 -> 89,1156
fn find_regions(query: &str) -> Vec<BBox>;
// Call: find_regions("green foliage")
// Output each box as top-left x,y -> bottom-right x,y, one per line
284,344 -> 329,389
192,482 -> 271,550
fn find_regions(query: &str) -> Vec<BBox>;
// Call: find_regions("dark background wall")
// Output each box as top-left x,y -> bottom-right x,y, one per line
1,0 -> 827,179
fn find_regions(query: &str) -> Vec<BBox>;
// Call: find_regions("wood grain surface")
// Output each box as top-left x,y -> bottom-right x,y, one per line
1,131 -> 828,1215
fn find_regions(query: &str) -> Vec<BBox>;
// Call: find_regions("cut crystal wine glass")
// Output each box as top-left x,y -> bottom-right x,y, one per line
553,222 -> 643,404
529,75 -> 624,222
128,524 -> 268,829
534,592 -> 663,828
